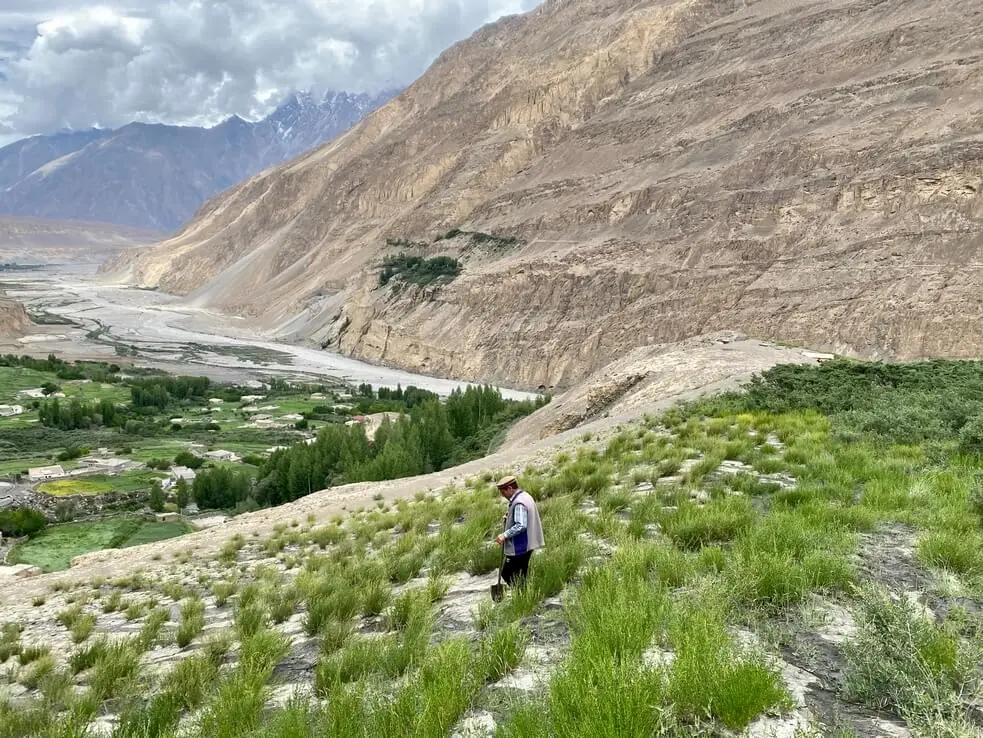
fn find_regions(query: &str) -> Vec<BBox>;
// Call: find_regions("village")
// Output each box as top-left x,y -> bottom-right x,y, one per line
0,385 -> 402,503
0,361 -> 416,577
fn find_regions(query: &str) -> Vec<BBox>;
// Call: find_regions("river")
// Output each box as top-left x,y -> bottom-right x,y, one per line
0,271 -> 538,400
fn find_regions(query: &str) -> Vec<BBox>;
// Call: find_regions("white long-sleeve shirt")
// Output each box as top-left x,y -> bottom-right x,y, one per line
503,502 -> 528,539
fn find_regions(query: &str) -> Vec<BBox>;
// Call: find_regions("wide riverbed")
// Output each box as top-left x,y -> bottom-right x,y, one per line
0,272 -> 537,400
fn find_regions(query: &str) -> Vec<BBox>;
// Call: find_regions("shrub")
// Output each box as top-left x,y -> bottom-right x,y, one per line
378,253 -> 461,286
843,587 -> 982,733
0,506 -> 46,537
173,451 -> 204,469
959,414 -> 983,453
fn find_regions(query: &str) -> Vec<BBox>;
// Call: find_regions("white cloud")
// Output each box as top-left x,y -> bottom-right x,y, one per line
0,0 -> 541,141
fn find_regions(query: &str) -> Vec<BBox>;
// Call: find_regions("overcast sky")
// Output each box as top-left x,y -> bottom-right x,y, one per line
0,0 -> 541,146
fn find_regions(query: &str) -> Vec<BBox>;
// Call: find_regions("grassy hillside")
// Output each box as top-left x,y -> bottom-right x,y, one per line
1,360 -> 982,736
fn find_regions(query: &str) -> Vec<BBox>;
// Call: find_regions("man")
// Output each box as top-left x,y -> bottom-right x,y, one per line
494,475 -> 544,587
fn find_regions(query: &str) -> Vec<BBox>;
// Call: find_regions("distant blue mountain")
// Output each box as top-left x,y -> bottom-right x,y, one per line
0,90 -> 398,232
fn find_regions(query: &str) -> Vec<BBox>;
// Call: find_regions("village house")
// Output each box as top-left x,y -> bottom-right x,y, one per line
77,456 -> 133,473
28,465 -> 66,482
240,395 -> 266,403
208,398 -> 224,406
163,467 -> 197,490
281,413 -> 304,422
0,405 -> 24,417
251,419 -> 284,429
204,450 -> 241,463
18,388 -> 65,399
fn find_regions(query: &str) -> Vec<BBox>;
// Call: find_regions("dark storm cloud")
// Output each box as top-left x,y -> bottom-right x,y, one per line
0,0 -> 542,142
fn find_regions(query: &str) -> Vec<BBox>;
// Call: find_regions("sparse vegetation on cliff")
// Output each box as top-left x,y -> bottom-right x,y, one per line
378,253 -> 461,286
436,229 -> 522,249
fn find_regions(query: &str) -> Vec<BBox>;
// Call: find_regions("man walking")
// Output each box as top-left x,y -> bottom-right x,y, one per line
494,475 -> 544,587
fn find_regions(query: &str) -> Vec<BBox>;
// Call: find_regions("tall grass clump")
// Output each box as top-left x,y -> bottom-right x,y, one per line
89,638 -> 142,700
917,529 -> 983,578
479,623 -> 528,682
726,509 -> 854,609
235,603 -> 270,640
17,643 -> 49,665
666,597 -> 790,730
361,638 -> 482,737
176,597 -> 206,648
195,629 -> 290,738
660,497 -> 754,551
508,556 -> 671,737
211,580 -> 237,607
69,612 -> 97,644
137,607 -> 170,650
0,623 -> 21,663
114,651 -> 222,738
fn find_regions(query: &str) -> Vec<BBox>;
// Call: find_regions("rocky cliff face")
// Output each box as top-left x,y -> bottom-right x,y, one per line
0,91 -> 396,232
0,294 -> 32,337
107,0 -> 983,390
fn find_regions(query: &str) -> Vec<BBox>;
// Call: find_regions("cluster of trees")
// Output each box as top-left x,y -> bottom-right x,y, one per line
38,398 -> 121,430
192,467 -> 253,510
0,507 -> 46,537
378,254 -> 461,286
0,353 -> 149,383
130,376 -> 212,410
173,451 -> 204,469
148,478 -> 191,513
251,386 -> 547,508
346,383 -> 484,416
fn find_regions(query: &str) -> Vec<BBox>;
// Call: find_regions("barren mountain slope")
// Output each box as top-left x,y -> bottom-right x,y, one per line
0,217 -> 159,265
109,0 -> 983,390
0,293 -> 32,337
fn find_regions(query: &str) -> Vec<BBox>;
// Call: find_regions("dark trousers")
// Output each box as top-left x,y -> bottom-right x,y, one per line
502,551 -> 533,586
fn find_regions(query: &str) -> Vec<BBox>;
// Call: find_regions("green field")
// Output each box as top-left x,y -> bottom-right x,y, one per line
37,471 -> 167,497
0,367 -> 55,400
8,519 -> 191,571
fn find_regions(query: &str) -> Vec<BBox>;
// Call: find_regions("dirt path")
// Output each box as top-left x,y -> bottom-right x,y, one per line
0,334 -> 830,606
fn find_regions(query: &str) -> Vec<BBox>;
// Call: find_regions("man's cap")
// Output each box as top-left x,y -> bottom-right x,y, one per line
495,475 -> 518,489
